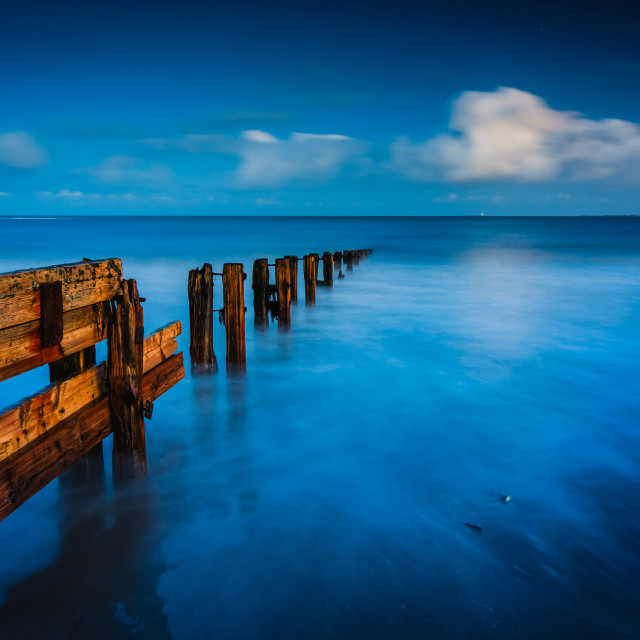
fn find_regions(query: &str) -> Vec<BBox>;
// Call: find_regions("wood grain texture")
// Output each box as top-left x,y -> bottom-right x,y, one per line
142,351 -> 185,402
252,259 -> 269,326
142,321 -> 181,373
48,346 -> 103,483
0,301 -> 110,383
303,254 -> 318,305
284,255 -> 298,303
0,351 -> 185,521
223,263 -> 246,365
108,279 -> 146,478
188,263 -> 217,373
275,258 -> 291,328
0,324 -> 179,461
0,259 -> 122,331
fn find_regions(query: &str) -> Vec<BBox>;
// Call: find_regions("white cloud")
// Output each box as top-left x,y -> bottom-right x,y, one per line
235,130 -> 366,188
78,155 -> 173,188
36,189 -> 91,199
242,130 -> 278,143
389,87 -> 640,183
144,130 -> 367,188
0,191 -> 12,197
0,132 -> 49,169
57,189 -> 84,198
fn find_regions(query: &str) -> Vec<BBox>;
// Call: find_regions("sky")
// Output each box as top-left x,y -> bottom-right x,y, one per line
1,0 -> 639,216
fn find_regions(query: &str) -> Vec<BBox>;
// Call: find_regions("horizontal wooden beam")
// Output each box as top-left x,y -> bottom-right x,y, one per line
0,259 -> 123,331
0,301 -> 110,383
0,323 -> 182,460
0,351 -> 185,521
142,350 -> 185,402
142,321 -> 181,373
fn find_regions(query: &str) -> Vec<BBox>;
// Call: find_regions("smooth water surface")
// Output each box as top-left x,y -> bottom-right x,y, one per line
1,216 -> 639,639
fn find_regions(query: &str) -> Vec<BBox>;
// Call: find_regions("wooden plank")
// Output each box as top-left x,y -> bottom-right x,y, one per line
0,259 -> 122,331
142,351 -> 185,403
0,362 -> 108,462
0,302 -> 110,383
0,324 -> 180,460
0,396 -> 112,522
142,321 -> 181,373
49,346 -> 104,481
0,351 -> 184,522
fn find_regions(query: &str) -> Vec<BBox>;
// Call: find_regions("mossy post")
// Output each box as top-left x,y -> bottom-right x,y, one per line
223,263 -> 246,367
188,263 -> 217,373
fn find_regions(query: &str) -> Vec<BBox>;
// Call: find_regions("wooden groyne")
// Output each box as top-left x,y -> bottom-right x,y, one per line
189,249 -> 372,369
0,259 -> 185,520
0,248 -> 371,520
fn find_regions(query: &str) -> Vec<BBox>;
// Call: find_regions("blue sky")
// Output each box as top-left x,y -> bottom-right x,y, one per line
1,0 -> 639,215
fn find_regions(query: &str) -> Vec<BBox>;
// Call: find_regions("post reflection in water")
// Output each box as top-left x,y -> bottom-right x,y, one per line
0,465 -> 170,639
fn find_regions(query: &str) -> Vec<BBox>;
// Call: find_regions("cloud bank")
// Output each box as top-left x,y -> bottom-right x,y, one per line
0,132 -> 49,169
389,87 -> 640,182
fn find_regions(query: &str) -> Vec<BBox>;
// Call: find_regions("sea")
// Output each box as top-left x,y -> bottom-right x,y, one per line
0,216 -> 639,639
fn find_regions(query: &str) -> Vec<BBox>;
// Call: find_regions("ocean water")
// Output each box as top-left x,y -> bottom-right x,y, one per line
0,216 -> 639,639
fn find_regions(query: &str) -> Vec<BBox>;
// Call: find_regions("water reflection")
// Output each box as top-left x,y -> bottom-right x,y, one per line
1,472 -> 169,638
1,217 -> 640,638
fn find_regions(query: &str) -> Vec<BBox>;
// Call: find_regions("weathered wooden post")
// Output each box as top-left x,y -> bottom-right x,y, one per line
285,255 -> 298,303
252,258 -> 269,326
352,249 -> 360,265
108,279 -> 147,479
322,252 -> 334,287
303,254 -> 318,305
275,258 -> 291,328
188,263 -> 217,373
222,263 -> 246,367
333,251 -> 342,271
343,250 -> 353,271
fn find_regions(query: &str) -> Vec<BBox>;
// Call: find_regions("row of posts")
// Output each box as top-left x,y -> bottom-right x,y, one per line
189,249 -> 371,371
